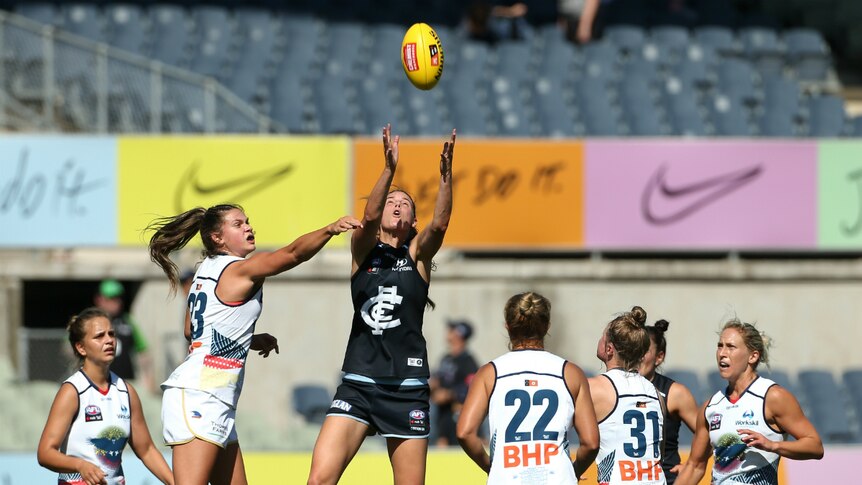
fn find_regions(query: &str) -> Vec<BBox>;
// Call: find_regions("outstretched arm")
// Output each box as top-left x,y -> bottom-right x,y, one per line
413,129 -> 456,280
457,362 -> 494,473
219,215 -> 361,301
352,124 -> 399,271
127,384 -> 174,485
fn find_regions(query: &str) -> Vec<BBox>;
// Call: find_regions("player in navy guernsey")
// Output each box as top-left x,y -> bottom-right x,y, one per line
38,308 -> 173,485
675,320 -> 823,485
308,124 -> 456,485
638,320 -> 699,485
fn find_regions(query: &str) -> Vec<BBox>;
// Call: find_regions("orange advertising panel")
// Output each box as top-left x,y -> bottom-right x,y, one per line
353,139 -> 585,248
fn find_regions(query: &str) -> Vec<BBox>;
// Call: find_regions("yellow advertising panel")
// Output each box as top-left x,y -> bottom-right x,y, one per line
117,136 -> 351,247
353,139 -> 585,248
244,451 -> 742,484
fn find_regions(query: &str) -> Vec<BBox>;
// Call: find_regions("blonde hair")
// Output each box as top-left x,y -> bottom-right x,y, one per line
504,292 -> 551,349
721,318 -> 771,369
606,306 -> 650,371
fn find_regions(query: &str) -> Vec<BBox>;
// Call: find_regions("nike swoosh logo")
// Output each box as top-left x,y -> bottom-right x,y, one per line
174,161 -> 294,212
641,163 -> 763,225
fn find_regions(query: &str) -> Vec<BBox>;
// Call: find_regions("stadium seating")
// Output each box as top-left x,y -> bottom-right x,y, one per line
292,383 -> 332,424
797,369 -> 855,442
4,1 -> 854,137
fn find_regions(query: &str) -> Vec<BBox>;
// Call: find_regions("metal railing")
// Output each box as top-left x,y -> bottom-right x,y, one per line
0,10 -> 284,134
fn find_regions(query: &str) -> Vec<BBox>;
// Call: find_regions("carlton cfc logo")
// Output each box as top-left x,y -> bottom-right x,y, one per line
361,286 -> 403,335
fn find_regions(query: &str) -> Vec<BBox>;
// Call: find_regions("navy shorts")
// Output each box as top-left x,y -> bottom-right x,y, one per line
327,379 -> 430,439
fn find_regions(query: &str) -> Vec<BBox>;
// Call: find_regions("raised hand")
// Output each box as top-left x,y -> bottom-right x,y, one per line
328,216 -> 362,236
383,123 -> 399,172
440,128 -> 456,180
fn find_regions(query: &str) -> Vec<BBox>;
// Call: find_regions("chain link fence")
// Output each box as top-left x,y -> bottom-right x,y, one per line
0,11 -> 282,134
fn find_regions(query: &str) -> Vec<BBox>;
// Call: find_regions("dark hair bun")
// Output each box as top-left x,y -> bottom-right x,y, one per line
654,319 -> 670,332
630,306 -> 647,326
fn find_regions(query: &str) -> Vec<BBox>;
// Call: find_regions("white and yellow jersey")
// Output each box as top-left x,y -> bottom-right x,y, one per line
162,255 -> 262,408
58,371 -> 131,485
596,369 -> 665,485
705,377 -> 782,485
487,350 -> 577,485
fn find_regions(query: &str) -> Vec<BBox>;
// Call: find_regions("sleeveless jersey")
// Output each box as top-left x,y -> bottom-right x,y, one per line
342,242 -> 429,378
596,369 -> 666,485
58,371 -> 131,485
162,255 -> 262,408
651,373 -> 681,484
705,377 -> 782,485
487,350 -> 577,485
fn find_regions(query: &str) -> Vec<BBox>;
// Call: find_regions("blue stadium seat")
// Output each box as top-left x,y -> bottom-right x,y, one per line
761,76 -> 802,121
650,26 -> 690,62
228,7 -> 281,103
693,26 -> 739,55
189,6 -> 235,81
716,58 -> 761,108
783,28 -> 832,82
61,3 -> 105,43
706,369 -> 724,396
150,4 -> 193,69
582,41 -> 619,82
269,73 -> 311,132
851,116 -> 862,137
494,41 -> 534,84
806,95 -> 846,137
708,94 -> 753,136
105,4 -> 150,56
663,88 -> 711,136
739,27 -> 785,78
313,76 -> 359,134
604,25 -> 647,56
322,22 -> 365,79
292,384 -> 331,424
670,59 -> 716,92
357,77 -> 408,136
15,2 -> 60,27
404,87 -> 449,137
536,41 -> 579,82
441,77 -> 491,136
797,370 -> 853,443
758,111 -> 798,137
533,77 -> 581,138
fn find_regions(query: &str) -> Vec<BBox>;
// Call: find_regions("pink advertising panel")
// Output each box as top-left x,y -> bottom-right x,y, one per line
585,140 -> 818,249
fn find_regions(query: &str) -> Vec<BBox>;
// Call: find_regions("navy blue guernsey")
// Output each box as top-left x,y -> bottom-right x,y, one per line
341,242 -> 430,378
652,372 -> 682,484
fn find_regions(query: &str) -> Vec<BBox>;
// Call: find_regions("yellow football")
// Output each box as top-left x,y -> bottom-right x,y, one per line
401,23 -> 444,90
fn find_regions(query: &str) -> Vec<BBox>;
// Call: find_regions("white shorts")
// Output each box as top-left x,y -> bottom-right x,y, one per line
162,387 -> 238,448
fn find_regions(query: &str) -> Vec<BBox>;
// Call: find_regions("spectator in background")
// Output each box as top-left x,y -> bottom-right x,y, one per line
94,279 -> 156,394
558,0 -> 601,43
430,319 -> 479,447
464,0 -> 532,44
